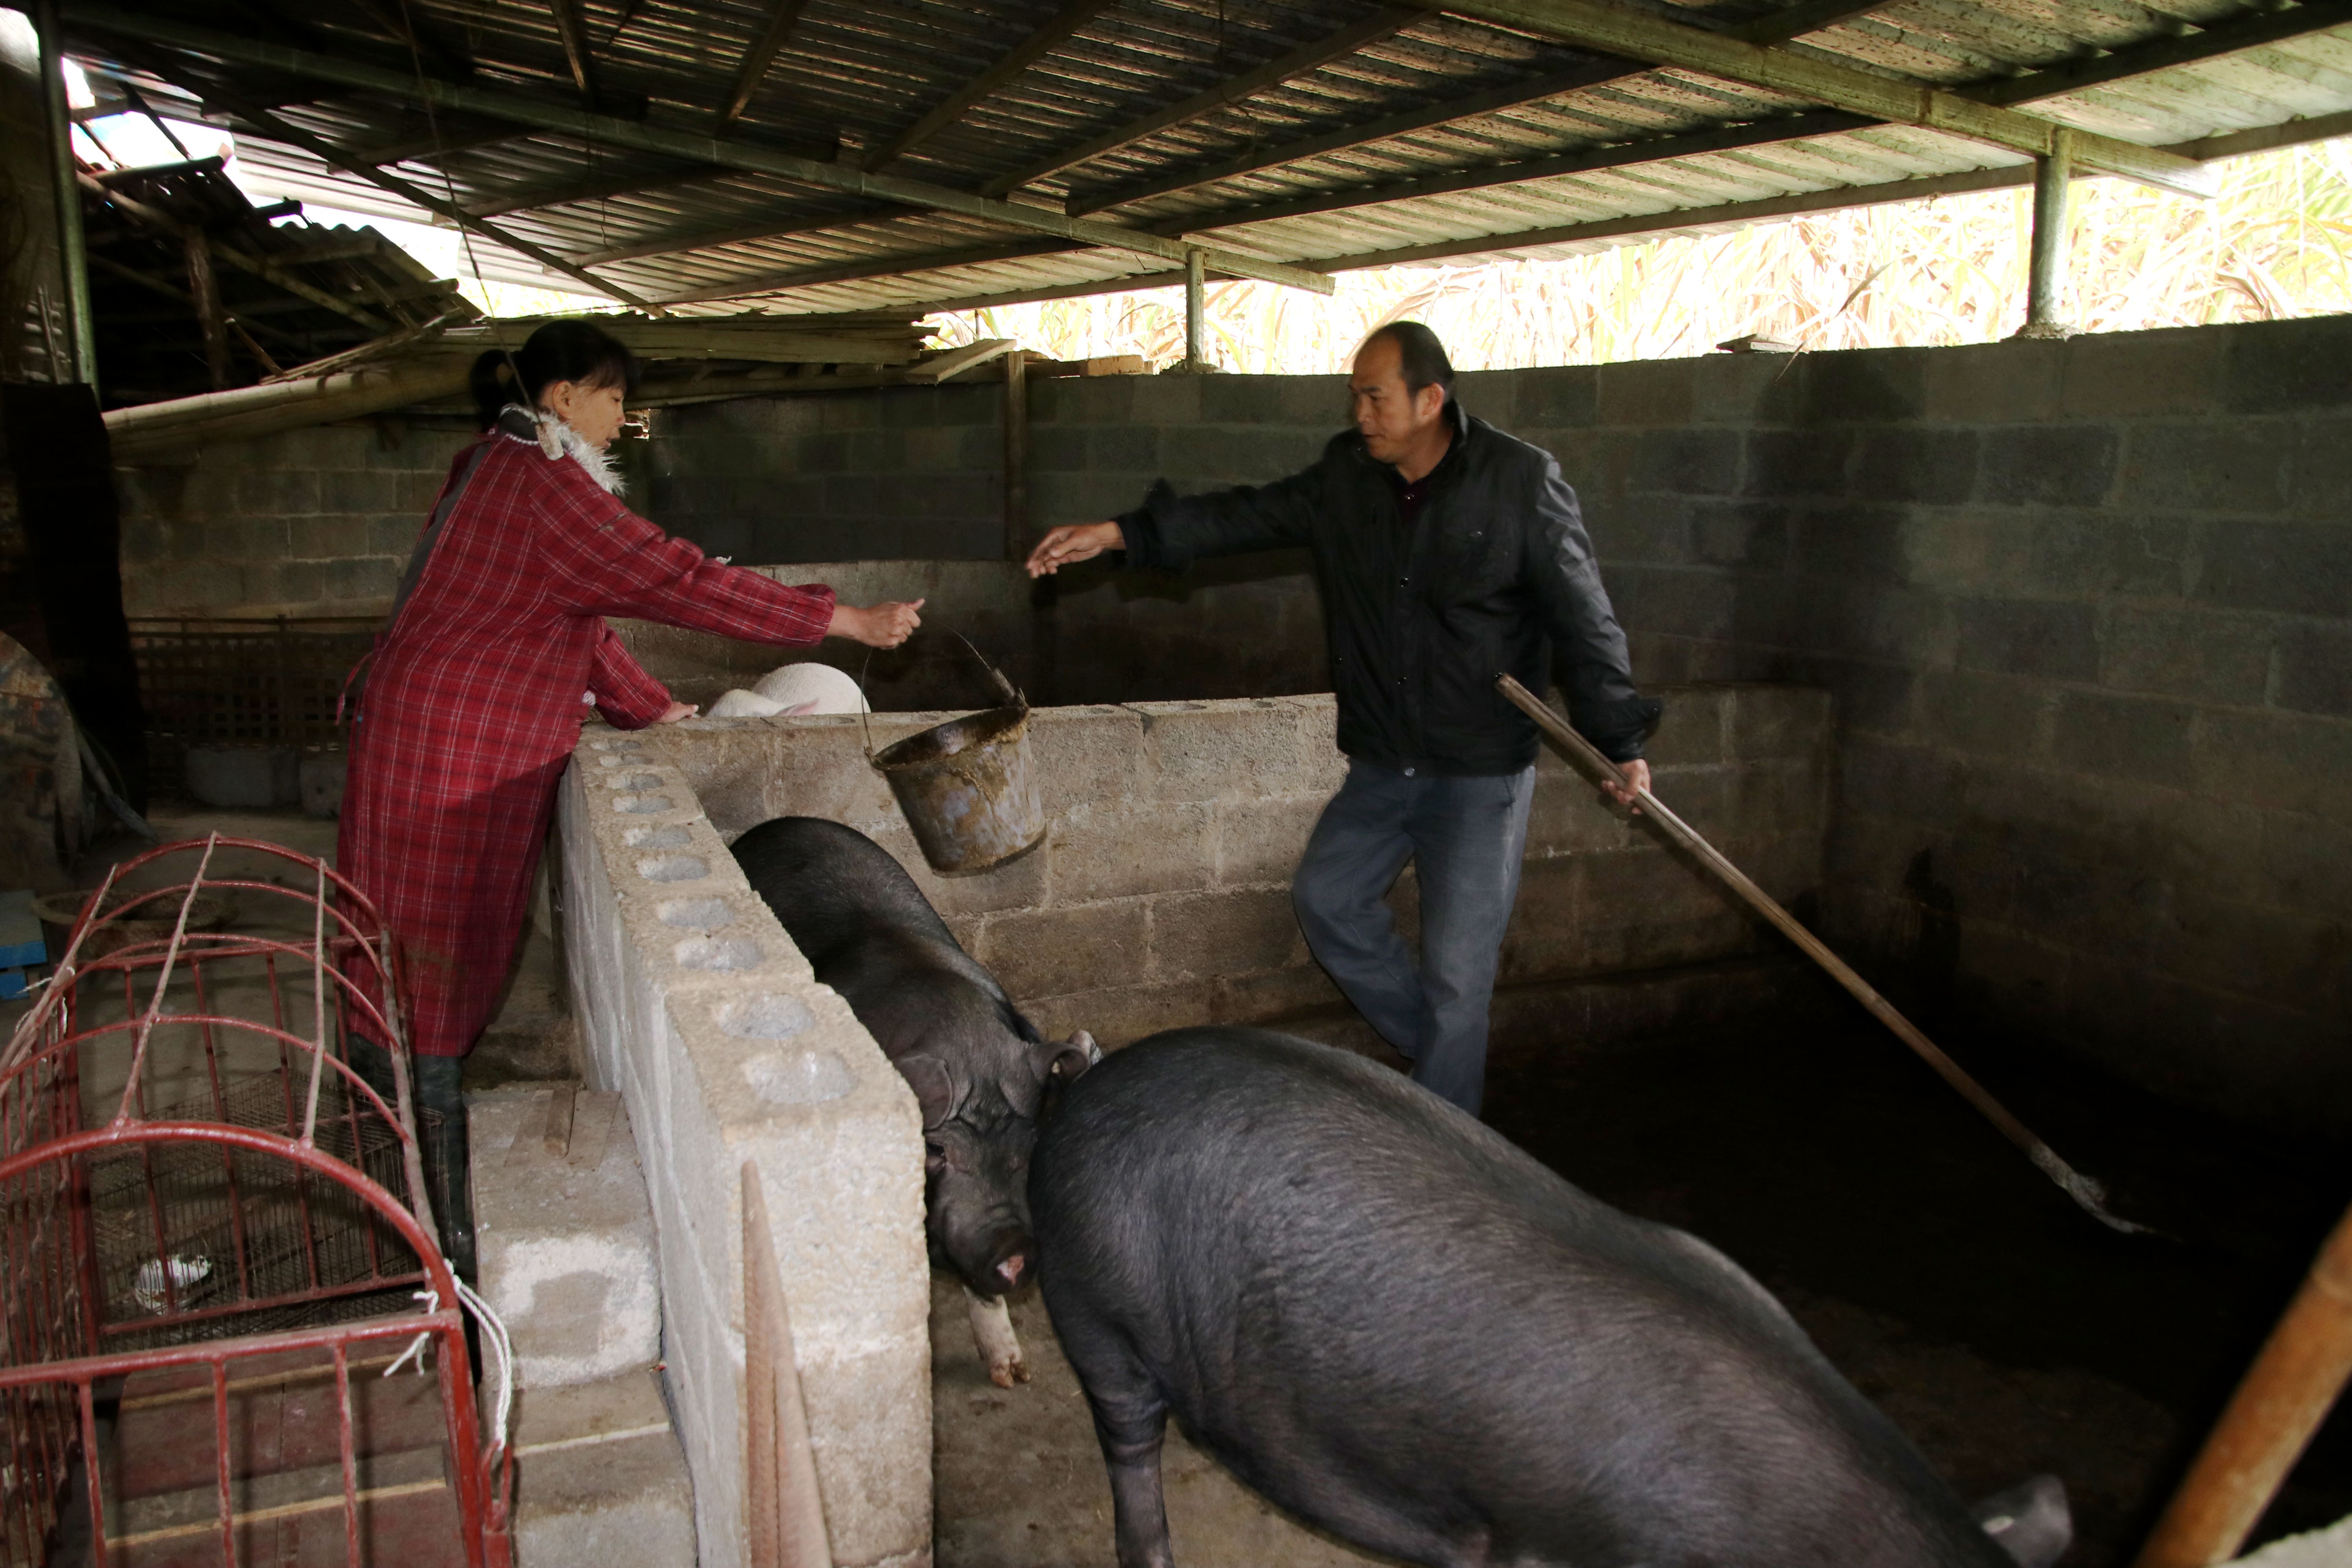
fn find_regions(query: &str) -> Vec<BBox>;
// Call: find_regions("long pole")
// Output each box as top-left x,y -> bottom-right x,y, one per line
2134,1200 -> 2352,1568
34,0 -> 99,388
1496,674 -> 2150,1236
2020,126 -> 2075,337
1184,246 -> 1206,371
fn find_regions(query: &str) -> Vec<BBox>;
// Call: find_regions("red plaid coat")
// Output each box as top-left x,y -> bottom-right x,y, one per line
339,422 -> 834,1057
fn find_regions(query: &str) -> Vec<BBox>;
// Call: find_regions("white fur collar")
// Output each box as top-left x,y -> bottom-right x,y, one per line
501,403 -> 624,496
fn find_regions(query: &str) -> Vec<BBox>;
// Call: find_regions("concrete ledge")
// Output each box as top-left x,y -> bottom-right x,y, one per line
511,1371 -> 695,1566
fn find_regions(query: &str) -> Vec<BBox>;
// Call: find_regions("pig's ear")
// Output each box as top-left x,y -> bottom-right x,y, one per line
895,1056 -> 954,1127
1974,1475 -> 2070,1568
1047,1030 -> 1100,1081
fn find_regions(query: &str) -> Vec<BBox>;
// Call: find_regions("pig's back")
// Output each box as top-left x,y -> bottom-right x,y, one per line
1032,1027 -> 2007,1568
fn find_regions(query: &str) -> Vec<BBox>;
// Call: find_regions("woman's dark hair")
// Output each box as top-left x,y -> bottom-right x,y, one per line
1361,320 -> 1455,402
470,319 -> 639,428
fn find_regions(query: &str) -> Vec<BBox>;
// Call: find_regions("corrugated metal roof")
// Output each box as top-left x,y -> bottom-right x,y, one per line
59,0 -> 2352,317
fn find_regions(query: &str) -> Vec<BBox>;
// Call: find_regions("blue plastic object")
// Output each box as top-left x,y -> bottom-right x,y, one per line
0,889 -> 44,970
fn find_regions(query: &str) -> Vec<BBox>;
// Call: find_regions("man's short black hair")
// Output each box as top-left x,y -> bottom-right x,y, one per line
1361,321 -> 1455,402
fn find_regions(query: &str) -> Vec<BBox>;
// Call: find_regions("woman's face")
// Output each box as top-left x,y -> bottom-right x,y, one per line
541,377 -> 627,450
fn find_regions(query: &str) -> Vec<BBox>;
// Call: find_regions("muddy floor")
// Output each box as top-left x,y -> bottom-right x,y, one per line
935,1002 -> 2351,1568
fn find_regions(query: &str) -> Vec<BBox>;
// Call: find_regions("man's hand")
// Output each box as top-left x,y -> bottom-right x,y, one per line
654,700 -> 698,724
830,597 -> 925,648
1026,521 -> 1123,577
1601,757 -> 1651,815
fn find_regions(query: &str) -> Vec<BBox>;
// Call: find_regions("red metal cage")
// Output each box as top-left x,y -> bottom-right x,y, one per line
1,835 -> 510,1568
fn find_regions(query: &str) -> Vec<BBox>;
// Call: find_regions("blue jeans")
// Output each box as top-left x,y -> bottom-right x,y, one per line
1292,760 -> 1535,1115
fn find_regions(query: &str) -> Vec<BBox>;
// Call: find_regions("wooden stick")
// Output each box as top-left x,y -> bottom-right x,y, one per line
742,1161 -> 833,1568
2133,1200 -> 2352,1567
1496,674 -> 2152,1235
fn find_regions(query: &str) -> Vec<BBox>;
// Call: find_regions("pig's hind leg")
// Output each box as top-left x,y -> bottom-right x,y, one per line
964,1285 -> 1028,1387
1058,1314 -> 1176,1568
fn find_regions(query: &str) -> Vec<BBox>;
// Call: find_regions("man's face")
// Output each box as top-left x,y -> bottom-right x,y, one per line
1350,337 -> 1445,464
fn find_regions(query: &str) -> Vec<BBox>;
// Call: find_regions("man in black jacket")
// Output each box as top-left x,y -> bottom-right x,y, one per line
1027,323 -> 1657,1115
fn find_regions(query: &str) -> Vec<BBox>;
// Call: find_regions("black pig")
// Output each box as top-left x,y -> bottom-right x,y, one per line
733,817 -> 1095,1382
1033,1027 -> 2070,1568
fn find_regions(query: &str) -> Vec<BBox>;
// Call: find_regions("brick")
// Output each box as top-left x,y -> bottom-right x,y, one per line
1920,669 -> 2050,759
1514,365 -> 1598,427
2220,314 -> 2352,413
1791,504 -> 1909,581
1136,699 -> 1313,801
2057,327 -> 2220,419
1976,425 -> 2119,507
1199,376 -> 1292,423
976,899 -> 1147,1000
1847,427 -> 1980,504
1149,887 -> 1305,980
1120,372 -> 1193,425
1214,791 -> 1327,885
2195,519 -> 2352,618
1691,351 -> 1801,425
1956,597 -> 2098,681
1798,578 -> 1957,666
1046,800 -> 1212,903
2274,621 -> 2352,719
2097,603 -> 2273,706
1690,500 -> 1788,568
1607,564 -> 1735,641
2051,690 -> 2196,787
1632,428 -> 1741,495
2116,422 -> 2288,512
323,556 -> 398,602
1922,339 -> 2065,423
1597,356 -> 1697,425
2285,414 -> 2352,520
511,1374 -> 693,1568
1800,348 -> 1926,423
1744,428 -> 1851,497
1595,494 -> 1691,563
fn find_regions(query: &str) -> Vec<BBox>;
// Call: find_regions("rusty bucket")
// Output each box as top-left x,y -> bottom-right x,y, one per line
865,637 -> 1045,875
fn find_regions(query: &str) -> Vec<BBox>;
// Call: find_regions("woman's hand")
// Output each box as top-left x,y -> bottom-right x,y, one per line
654,700 -> 698,724
830,597 -> 925,648
1026,521 -> 1123,577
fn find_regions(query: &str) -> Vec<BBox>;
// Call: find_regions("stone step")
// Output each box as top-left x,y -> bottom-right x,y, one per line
509,1371 -> 695,1566
471,1086 -> 661,1389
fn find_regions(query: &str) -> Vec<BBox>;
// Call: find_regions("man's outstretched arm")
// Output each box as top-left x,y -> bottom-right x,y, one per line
1027,521 -> 1123,577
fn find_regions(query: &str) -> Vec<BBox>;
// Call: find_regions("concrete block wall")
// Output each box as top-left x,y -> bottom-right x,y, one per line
555,733 -> 931,1568
648,684 -> 1828,1049
112,421 -> 470,618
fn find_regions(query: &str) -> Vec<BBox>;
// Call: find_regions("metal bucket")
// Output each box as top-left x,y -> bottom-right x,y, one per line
866,638 -> 1045,875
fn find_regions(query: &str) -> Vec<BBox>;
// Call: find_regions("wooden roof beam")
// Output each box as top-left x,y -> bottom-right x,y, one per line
1437,0 -> 2216,196
1072,0 -> 1921,215
548,0 -> 600,107
982,6 -> 1425,198
863,0 -> 1119,172
65,8 -> 1336,293
717,0 -> 814,133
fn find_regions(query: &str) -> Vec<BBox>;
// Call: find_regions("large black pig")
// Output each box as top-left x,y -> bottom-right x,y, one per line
1033,1027 -> 2072,1568
733,816 -> 1095,1383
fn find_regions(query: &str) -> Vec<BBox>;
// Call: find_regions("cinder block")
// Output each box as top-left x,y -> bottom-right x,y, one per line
2116,421 -> 2288,512
1921,339 -> 2065,423
2193,518 -> 2352,619
1214,791 -> 1327,886
1632,428 -> 1742,495
2220,313 -> 2352,414
1597,355 -> 1697,426
1149,887 -> 1305,980
510,1372 -> 694,1567
2058,326 -> 2219,419
474,1089 -> 662,1389
1976,424 -> 2119,508
1955,597 -> 2099,681
1046,799 -> 1213,903
1846,427 -> 1980,505
2274,621 -> 2352,719
1800,348 -> 1926,424
2096,603 -> 2273,707
977,899 -> 1149,999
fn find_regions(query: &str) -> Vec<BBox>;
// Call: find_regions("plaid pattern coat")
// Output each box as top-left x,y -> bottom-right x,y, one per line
339,419 -> 834,1057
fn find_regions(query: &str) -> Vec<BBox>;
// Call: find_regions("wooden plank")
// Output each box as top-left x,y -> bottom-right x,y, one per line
903,337 -> 1016,382
548,0 -> 600,106
742,1162 -> 832,1568
181,229 -> 232,389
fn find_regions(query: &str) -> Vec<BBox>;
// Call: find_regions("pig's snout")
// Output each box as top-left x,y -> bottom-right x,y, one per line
982,1234 -> 1037,1294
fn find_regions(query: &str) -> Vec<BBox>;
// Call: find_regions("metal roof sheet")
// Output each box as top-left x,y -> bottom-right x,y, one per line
58,0 -> 2352,317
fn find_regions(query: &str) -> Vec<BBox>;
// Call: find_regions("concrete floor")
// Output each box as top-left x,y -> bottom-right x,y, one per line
929,1272 -> 1397,1568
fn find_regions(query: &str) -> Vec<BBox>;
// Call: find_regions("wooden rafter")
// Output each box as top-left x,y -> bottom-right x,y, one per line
548,0 -> 600,106
465,160 -> 717,218
78,172 -> 395,330
1438,0 -> 2214,196
66,9 -> 1337,293
716,0 -> 813,133
655,238 -> 1080,305
862,0 -> 1118,172
980,6 -> 1426,198
1067,0 -> 1893,215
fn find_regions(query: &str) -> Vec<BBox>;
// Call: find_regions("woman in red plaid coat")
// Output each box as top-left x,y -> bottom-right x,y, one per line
340,320 -> 922,1274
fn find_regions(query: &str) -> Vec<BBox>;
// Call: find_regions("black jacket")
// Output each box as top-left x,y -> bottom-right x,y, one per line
1118,400 -> 1659,773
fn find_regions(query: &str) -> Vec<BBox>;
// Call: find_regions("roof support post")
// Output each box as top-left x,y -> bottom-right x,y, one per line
1181,246 -> 1206,372
34,0 -> 98,388
1002,350 -> 1028,564
2016,127 -> 2076,339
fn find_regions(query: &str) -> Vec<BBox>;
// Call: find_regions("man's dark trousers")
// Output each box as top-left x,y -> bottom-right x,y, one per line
1292,759 -> 1535,1115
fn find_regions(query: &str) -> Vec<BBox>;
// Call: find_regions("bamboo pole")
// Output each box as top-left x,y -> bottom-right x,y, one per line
103,357 -> 474,459
742,1161 -> 832,1568
2134,1201 -> 2352,1568
1496,673 -> 2152,1235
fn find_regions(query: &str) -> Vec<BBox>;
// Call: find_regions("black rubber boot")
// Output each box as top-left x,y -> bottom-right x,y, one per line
414,1055 -> 477,1287
345,1036 -> 399,1107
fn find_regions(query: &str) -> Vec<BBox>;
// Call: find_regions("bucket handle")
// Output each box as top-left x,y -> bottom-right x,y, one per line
857,630 -> 1026,766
